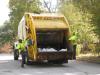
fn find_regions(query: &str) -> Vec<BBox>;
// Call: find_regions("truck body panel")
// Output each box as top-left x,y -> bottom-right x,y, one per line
17,13 -> 75,63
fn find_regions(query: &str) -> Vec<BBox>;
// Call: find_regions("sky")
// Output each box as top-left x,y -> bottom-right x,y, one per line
0,0 -> 9,26
0,0 -> 57,26
41,0 -> 57,12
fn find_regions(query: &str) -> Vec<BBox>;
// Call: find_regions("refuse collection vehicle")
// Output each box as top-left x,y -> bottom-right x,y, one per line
14,13 -> 76,64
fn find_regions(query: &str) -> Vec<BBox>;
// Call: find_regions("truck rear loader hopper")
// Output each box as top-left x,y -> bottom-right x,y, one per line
17,13 -> 76,64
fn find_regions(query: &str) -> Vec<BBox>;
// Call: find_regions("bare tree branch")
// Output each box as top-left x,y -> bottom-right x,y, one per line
43,0 -> 52,13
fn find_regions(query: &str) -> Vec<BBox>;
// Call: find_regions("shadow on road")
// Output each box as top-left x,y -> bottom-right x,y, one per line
27,62 -> 69,68
0,59 -> 69,69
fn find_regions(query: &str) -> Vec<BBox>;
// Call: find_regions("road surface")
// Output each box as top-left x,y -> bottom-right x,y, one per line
0,54 -> 100,75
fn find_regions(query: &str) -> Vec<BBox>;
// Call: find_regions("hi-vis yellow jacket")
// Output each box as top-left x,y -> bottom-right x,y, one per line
69,35 -> 78,45
16,40 -> 27,52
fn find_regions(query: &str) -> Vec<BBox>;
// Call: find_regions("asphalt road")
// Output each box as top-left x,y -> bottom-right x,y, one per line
0,54 -> 100,75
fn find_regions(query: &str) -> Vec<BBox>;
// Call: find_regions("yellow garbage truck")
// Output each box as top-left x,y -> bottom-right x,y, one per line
14,13 -> 75,64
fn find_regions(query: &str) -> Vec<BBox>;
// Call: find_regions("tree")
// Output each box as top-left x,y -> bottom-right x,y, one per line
0,21 -> 13,47
9,0 -> 41,36
0,0 -> 42,46
59,0 -> 98,44
72,0 -> 100,39
40,0 -> 59,13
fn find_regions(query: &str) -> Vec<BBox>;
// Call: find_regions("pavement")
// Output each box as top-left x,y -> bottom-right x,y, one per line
77,55 -> 100,64
0,53 -> 100,75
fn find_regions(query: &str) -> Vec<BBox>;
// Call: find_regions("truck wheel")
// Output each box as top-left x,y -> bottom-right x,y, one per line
14,49 -> 19,60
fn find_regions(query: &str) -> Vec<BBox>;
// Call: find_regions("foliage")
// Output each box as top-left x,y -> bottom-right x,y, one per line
0,0 -> 42,46
59,2 -> 97,43
9,0 -> 41,35
73,0 -> 100,38
0,21 -> 13,46
0,0 -> 99,54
